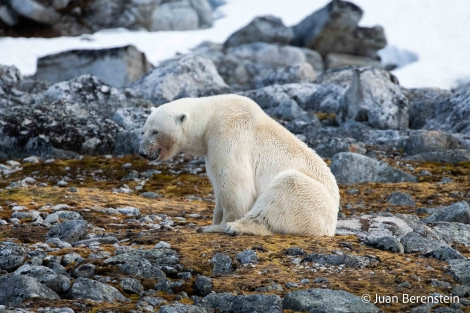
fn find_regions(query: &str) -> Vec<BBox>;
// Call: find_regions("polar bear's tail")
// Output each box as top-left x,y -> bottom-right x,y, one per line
224,169 -> 339,236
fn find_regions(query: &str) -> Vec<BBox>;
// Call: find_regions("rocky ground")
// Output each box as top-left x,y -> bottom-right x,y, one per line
0,154 -> 469,313
1,0 -> 470,312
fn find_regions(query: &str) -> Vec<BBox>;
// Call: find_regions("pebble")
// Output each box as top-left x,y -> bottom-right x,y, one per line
45,214 -> 59,224
57,180 -> 68,187
51,204 -> 70,211
155,241 -> 171,249
116,207 -> 140,216
23,156 -> 40,163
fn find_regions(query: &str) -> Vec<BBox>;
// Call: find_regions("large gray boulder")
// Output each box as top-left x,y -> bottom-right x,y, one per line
132,54 -> 229,104
15,264 -> 71,294
423,83 -> 470,135
0,242 -> 25,272
336,67 -> 409,130
224,15 -> 294,47
0,274 -> 60,307
65,277 -> 128,302
282,288 -> 381,313
3,0 -> 213,37
422,202 -> 470,224
330,152 -> 417,184
292,0 -> 386,60
33,45 -> 153,88
46,220 -> 88,243
192,41 -> 323,91
0,74 -> 152,159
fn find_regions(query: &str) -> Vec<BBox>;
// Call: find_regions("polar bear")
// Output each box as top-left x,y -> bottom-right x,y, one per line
139,94 -> 340,236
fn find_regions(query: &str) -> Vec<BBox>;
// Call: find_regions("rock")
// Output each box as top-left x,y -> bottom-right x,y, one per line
155,241 -> 171,249
422,202 -> 470,224
423,83 -> 470,135
132,54 -> 229,105
401,231 -> 444,254
65,277 -> 128,302
448,259 -> 470,286
405,88 -> 452,130
282,288 -> 381,313
192,41 -> 323,91
304,253 -> 376,268
0,75 -> 152,159
15,264 -> 71,294
292,0 -> 386,59
0,65 -> 22,88
33,45 -> 153,88
236,249 -> 258,264
46,220 -> 88,243
194,275 -> 212,296
103,248 -> 178,278
116,206 -> 141,216
259,62 -> 317,88
336,67 -> 408,130
325,52 -> 382,69
284,247 -> 305,256
149,0 -> 212,31
211,253 -> 233,275
142,192 -> 161,199
0,274 -> 60,307
404,149 -> 470,163
423,247 -> 465,261
9,0 -> 61,25
158,303 -> 208,313
0,242 -> 26,271
120,277 -> 143,294
404,131 -> 464,156
198,292 -> 282,313
431,222 -> 470,246
224,15 -> 293,47
0,4 -> 19,26
386,191 -> 415,207
330,152 -> 417,184
72,263 -> 96,278
452,285 -> 470,298
366,236 -> 404,253
3,0 -> 213,37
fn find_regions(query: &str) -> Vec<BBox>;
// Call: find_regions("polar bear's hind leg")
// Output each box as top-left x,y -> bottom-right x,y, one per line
225,170 -> 338,236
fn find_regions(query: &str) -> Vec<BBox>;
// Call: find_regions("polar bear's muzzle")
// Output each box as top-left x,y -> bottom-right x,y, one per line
139,148 -> 161,161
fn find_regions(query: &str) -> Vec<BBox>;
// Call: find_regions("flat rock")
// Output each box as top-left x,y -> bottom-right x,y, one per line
198,292 -> 282,313
65,277 -> 128,302
330,152 -> 417,184
46,220 -> 88,243
0,274 -> 60,307
33,45 -> 152,88
282,288 -> 381,312
422,201 -> 470,224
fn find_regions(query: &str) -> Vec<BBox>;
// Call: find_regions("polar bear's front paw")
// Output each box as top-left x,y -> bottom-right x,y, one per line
197,224 -> 225,233
224,222 -> 242,236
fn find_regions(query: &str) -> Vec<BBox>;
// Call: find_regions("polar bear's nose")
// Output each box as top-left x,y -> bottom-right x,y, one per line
139,152 -> 148,159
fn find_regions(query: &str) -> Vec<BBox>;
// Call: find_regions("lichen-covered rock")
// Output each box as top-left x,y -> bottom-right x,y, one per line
15,264 -> 71,294
337,67 -> 408,130
211,253 -> 233,275
132,54 -> 229,104
65,277 -> 128,302
330,152 -> 417,184
282,288 -> 381,313
0,274 -> 60,307
448,259 -> 470,286
198,292 -> 282,313
46,220 -> 88,243
422,202 -> 470,224
0,242 -> 25,272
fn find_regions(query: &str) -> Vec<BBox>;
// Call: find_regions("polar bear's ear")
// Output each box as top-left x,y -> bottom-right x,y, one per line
175,113 -> 187,125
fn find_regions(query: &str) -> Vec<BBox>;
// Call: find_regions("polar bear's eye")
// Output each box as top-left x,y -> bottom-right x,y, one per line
152,130 -> 159,135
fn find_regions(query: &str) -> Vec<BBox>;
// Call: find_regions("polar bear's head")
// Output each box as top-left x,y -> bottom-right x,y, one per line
139,105 -> 187,161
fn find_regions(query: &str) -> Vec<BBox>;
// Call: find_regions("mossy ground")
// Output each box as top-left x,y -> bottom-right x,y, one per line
0,155 -> 469,312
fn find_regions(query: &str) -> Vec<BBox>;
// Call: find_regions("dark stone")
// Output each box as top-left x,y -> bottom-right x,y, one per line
0,242 -> 25,272
198,292 -> 282,313
33,45 -> 153,88
423,246 -> 465,261
282,288 -> 381,313
422,202 -> 470,224
448,259 -> 470,286
46,220 -> 88,243
211,253 -> 233,275
236,249 -> 258,264
386,191 -> 415,207
224,15 -> 293,47
194,275 -> 212,296
65,277 -> 128,302
304,253 -> 376,268
367,236 -> 404,253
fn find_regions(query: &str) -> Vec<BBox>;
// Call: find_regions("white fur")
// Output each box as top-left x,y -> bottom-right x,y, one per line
139,95 -> 340,236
